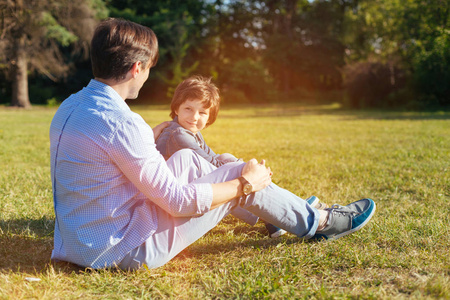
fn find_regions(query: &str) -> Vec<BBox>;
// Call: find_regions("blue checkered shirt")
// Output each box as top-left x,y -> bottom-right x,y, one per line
50,80 -> 213,268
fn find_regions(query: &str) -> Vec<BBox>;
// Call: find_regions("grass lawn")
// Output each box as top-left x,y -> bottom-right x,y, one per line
0,104 -> 449,299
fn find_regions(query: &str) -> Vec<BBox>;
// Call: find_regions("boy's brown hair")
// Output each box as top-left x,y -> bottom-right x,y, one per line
170,76 -> 220,127
91,18 -> 159,81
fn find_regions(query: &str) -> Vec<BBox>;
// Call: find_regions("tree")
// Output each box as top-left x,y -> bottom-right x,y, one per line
413,30 -> 450,107
234,0 -> 350,97
343,0 -> 450,108
0,0 -> 107,107
108,0 -> 213,101
105,0 -> 357,104
151,11 -> 200,98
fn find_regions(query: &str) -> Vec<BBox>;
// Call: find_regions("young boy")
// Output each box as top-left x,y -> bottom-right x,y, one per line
156,76 -> 326,237
156,76 -> 237,167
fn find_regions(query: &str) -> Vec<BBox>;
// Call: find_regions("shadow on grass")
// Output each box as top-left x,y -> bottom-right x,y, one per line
174,223 -> 310,264
0,233 -> 53,273
0,217 -> 86,274
0,216 -> 305,274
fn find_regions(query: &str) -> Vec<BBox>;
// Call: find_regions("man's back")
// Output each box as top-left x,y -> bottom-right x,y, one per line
50,80 -> 157,268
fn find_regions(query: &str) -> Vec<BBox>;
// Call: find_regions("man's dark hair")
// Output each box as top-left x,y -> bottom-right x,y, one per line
90,18 -> 159,80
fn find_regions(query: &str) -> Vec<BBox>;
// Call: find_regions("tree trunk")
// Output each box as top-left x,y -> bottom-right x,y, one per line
282,0 -> 296,95
11,33 -> 31,108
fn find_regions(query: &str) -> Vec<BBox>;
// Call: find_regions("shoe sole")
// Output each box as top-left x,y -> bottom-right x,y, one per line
270,229 -> 287,238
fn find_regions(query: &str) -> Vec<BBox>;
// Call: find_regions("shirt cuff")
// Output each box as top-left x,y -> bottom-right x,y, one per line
193,183 -> 214,214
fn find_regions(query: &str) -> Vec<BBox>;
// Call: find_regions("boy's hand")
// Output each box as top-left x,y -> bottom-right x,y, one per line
217,153 -> 239,163
241,159 -> 272,193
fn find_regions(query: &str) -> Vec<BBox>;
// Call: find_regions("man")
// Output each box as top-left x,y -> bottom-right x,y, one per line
50,18 -> 376,270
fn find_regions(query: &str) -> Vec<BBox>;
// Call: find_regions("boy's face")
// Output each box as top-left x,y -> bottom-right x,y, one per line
175,99 -> 210,134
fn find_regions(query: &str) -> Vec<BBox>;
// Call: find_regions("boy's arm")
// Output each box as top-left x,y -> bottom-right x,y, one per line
198,133 -> 239,164
168,129 -> 227,167
199,137 -> 216,156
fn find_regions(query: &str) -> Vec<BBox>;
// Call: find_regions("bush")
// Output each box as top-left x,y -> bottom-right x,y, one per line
46,97 -> 60,107
228,58 -> 276,103
28,76 -> 56,105
413,31 -> 450,108
221,88 -> 249,104
343,61 -> 407,109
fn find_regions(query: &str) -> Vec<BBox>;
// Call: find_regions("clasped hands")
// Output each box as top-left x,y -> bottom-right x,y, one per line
241,159 -> 272,193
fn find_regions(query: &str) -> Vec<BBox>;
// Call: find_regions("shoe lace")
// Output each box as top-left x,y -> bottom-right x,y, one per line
328,204 -> 358,217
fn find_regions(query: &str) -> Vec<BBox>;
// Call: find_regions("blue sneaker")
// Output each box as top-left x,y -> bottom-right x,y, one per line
306,196 -> 328,209
313,198 -> 376,240
265,223 -> 287,238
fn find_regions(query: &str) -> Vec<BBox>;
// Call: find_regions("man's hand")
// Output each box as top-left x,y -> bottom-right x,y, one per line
209,158 -> 272,209
241,159 -> 272,193
152,121 -> 171,140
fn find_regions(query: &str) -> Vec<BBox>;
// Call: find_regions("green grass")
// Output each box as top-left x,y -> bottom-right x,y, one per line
0,104 -> 449,299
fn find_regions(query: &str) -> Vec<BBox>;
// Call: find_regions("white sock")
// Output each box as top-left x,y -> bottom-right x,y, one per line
317,210 -> 330,231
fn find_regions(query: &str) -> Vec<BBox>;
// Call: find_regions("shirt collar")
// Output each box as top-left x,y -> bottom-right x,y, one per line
86,79 -> 130,110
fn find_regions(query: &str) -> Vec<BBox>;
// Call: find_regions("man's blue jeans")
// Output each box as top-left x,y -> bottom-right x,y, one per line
118,149 -> 319,270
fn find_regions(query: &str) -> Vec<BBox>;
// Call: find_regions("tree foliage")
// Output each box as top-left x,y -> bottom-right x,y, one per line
343,0 -> 450,108
413,30 -> 450,107
0,0 -> 107,107
106,0 -> 213,100
1,0 -> 448,109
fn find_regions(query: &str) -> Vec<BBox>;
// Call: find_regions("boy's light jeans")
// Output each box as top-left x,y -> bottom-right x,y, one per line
118,149 -> 319,270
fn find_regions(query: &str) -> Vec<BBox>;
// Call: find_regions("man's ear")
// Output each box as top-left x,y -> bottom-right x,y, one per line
131,61 -> 142,78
